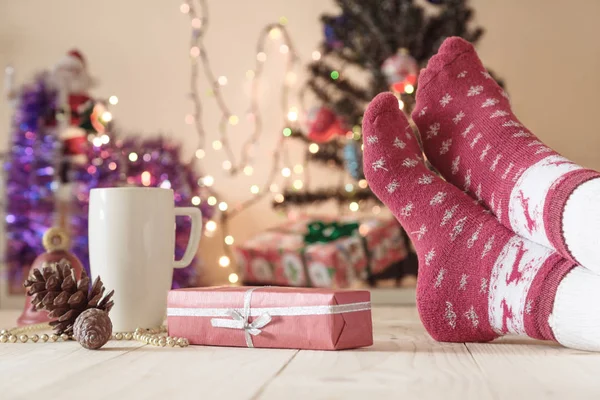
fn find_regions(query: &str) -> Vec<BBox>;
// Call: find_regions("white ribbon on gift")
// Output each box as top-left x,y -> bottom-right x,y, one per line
209,287 -> 271,348
167,287 -> 371,348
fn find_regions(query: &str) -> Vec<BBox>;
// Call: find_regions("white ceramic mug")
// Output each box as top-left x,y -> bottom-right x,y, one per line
89,187 -> 202,332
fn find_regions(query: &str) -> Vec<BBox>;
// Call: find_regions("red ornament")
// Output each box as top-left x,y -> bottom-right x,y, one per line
305,107 -> 347,143
381,50 -> 419,94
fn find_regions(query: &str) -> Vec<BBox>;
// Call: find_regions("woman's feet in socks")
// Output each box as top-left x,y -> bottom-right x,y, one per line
412,37 -> 600,272
364,92 -> 600,351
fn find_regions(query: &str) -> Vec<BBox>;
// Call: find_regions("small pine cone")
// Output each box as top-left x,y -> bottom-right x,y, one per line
73,309 -> 112,350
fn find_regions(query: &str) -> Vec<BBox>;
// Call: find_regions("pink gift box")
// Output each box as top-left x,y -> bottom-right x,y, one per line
167,286 -> 373,350
235,216 -> 408,288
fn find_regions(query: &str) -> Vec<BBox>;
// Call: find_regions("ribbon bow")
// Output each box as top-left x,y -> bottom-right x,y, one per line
210,287 -> 272,348
304,221 -> 359,244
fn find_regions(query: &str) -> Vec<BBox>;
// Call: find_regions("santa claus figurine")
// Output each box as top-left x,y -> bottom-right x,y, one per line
49,50 -> 100,181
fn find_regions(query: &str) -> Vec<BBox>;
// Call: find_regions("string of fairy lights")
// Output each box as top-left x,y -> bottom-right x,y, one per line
181,0 -> 312,284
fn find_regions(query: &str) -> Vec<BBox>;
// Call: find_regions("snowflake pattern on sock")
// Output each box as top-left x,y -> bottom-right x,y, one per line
459,274 -> 468,290
467,85 -> 483,96
393,137 -> 406,149
451,156 -> 460,175
440,139 -> 452,155
426,123 -> 441,139
367,136 -> 379,145
453,111 -> 465,124
440,93 -> 452,107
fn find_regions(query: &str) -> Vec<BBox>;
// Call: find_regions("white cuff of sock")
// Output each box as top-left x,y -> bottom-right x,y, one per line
550,266 -> 600,351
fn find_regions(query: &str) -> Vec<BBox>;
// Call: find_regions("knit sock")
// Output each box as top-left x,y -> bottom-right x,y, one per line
364,92 -> 600,351
411,37 -> 600,272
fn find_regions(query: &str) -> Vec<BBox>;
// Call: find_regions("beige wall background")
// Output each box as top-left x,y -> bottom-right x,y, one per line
1,0 -> 599,287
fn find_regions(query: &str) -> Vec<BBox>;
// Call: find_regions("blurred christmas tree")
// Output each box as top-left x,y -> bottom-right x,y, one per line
278,0 -> 503,210
3,51 -> 213,294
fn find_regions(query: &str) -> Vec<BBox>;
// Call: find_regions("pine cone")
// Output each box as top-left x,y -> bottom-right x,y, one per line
24,259 -> 114,336
73,309 -> 112,350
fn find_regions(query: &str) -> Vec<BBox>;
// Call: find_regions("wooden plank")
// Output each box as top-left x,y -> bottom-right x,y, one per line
370,288 -> 416,306
35,345 -> 298,399
0,314 -> 147,399
467,338 -> 600,400
257,307 -> 496,400
0,310 -> 295,399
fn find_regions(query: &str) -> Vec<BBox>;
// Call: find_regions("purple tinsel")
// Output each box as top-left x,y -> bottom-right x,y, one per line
4,73 -> 214,293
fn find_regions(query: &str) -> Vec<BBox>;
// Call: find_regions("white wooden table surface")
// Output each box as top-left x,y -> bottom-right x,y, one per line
1,307 -> 599,400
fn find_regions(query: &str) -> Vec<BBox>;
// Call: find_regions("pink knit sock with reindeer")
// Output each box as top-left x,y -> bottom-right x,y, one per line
363,93 -> 577,344
412,37 -> 600,272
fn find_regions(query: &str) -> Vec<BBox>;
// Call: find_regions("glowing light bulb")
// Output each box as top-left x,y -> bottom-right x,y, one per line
246,70 -> 255,79
218,76 -> 228,86
108,162 -> 117,171
257,52 -> 267,62
270,183 -> 279,193
185,114 -> 194,124
191,196 -> 201,206
404,84 -> 414,94
358,179 -> 368,189
293,164 -> 303,174
293,180 -> 303,190
207,196 -> 217,206
372,205 -> 381,214
180,3 -> 190,13
191,18 -> 202,29
108,95 -> 119,105
101,134 -> 110,144
312,51 -> 321,61
243,165 -> 254,176
222,160 -> 232,170
202,175 -> 214,187
250,185 -> 260,194
228,115 -> 239,125
160,180 -> 172,189
206,220 -> 217,231
141,171 -> 152,186
309,143 -> 319,154
281,167 -> 291,177
224,235 -> 234,245
345,184 -> 354,192
92,137 -> 103,147
212,140 -> 222,150
398,99 -> 405,110
330,70 -> 339,80
129,152 -> 138,162
282,127 -> 292,137
143,153 -> 152,162
359,224 -> 370,236
279,44 -> 289,54
195,149 -> 205,159
287,107 -> 298,122
269,27 -> 282,39
274,193 -> 285,203
190,46 -> 200,57
349,202 -> 359,212
218,202 -> 228,211
219,255 -> 230,267
228,273 -> 239,284
101,111 -> 112,122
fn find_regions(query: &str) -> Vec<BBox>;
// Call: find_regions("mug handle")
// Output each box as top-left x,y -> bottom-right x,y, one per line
173,207 -> 203,268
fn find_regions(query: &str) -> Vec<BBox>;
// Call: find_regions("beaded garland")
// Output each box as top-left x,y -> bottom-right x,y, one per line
0,323 -> 189,348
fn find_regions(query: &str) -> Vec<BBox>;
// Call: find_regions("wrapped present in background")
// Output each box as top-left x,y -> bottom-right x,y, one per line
167,286 -> 373,350
235,216 -> 410,288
